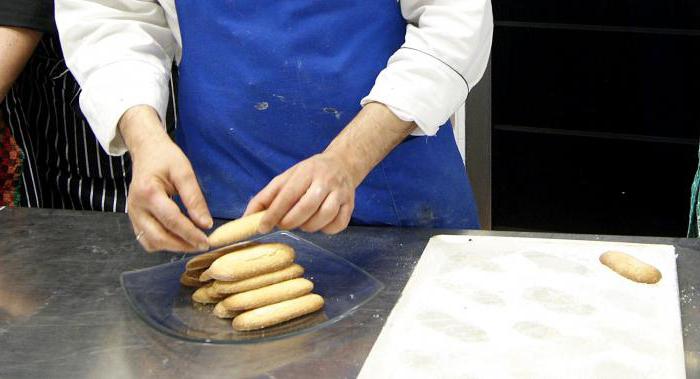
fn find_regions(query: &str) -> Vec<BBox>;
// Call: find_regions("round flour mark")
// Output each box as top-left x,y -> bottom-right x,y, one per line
417,311 -> 488,342
513,321 -> 560,339
594,361 -> 643,379
254,102 -> 269,110
472,289 -> 506,305
524,287 -> 595,315
441,254 -> 502,273
521,251 -> 589,275
600,327 -> 663,355
436,279 -> 469,295
557,335 -> 600,355
402,350 -> 439,370
436,280 -> 506,306
601,288 -> 651,316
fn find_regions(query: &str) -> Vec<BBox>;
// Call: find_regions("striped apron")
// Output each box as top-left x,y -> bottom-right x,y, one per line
2,34 -> 131,211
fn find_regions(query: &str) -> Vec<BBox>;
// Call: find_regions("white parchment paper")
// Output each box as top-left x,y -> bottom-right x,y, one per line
359,235 -> 684,379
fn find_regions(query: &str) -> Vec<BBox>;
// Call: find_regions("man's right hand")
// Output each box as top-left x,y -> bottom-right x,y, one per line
119,105 -> 213,252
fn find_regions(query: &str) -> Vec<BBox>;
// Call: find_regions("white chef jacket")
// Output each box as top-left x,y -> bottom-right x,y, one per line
54,0 -> 493,156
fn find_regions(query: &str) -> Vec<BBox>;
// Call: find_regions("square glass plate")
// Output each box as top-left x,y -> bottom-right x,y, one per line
121,231 -> 383,344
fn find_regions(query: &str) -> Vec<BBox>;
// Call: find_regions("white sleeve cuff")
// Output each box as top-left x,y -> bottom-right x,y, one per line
360,47 -> 469,137
79,60 -> 171,156
383,104 -> 426,137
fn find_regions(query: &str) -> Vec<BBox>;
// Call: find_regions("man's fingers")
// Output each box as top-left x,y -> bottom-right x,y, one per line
259,173 -> 311,233
243,174 -> 287,217
170,166 -> 213,229
150,192 -> 209,251
300,193 -> 342,233
133,212 -> 202,253
321,203 -> 353,234
278,184 -> 329,230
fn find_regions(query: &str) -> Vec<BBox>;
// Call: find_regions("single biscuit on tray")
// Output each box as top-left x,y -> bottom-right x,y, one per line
192,283 -> 226,304
199,243 -> 295,282
232,293 -> 325,331
218,278 -> 314,311
599,251 -> 662,284
211,264 -> 304,296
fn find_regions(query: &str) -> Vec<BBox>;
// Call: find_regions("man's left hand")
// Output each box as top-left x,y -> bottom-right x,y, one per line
243,102 -> 415,235
243,152 -> 357,234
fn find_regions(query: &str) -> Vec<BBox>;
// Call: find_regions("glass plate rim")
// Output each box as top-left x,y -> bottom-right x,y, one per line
120,230 -> 385,344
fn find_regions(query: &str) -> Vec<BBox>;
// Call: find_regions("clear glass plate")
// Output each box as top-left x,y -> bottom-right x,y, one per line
121,231 -> 383,344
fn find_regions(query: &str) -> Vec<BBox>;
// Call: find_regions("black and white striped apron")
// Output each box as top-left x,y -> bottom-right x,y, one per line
2,33 -> 177,212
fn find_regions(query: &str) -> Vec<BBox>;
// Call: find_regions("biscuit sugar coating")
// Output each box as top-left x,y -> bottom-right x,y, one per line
232,293 -> 325,331
218,278 -> 314,311
211,264 -> 304,295
208,211 -> 266,248
200,243 -> 295,282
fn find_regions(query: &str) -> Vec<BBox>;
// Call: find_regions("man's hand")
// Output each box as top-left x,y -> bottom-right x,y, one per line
120,105 -> 213,252
244,102 -> 415,234
244,152 -> 357,234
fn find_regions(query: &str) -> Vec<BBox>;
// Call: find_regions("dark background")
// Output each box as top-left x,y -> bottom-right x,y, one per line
491,1 -> 700,237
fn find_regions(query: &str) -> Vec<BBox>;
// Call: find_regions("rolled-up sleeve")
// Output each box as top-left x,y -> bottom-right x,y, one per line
361,0 -> 493,136
55,0 -> 176,155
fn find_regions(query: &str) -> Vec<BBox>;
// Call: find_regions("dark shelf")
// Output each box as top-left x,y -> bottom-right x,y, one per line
493,0 -> 700,30
496,21 -> 700,37
494,124 -> 697,146
493,130 -> 697,237
493,27 -> 700,140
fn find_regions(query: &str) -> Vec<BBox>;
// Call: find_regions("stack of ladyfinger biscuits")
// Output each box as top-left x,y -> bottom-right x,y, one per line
180,242 -> 325,331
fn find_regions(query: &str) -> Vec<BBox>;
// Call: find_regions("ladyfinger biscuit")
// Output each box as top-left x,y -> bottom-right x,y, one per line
199,243 -> 295,282
600,251 -> 662,284
232,293 -> 325,331
219,278 -> 314,311
185,242 -> 257,272
192,283 -> 226,304
208,211 -> 267,248
180,269 -> 206,288
211,264 -> 304,296
213,302 -> 240,319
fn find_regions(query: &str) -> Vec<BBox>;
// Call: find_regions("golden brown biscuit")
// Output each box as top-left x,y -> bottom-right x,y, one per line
192,283 -> 226,304
180,269 -> 206,288
208,211 -> 267,248
199,243 -> 295,282
600,251 -> 662,284
185,242 -> 257,272
213,302 -> 240,319
232,293 -> 325,331
211,264 -> 304,296
218,278 -> 314,311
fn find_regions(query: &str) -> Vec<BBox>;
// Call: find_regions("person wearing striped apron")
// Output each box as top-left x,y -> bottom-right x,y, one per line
56,0 -> 493,252
0,1 -> 133,211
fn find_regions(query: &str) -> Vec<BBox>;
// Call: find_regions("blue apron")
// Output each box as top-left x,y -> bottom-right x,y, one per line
174,0 -> 480,229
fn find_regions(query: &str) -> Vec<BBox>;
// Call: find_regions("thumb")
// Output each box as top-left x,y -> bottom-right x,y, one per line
170,163 -> 213,229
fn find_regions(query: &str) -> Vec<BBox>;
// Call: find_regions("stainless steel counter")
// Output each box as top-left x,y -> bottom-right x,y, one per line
1,207 -> 699,378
